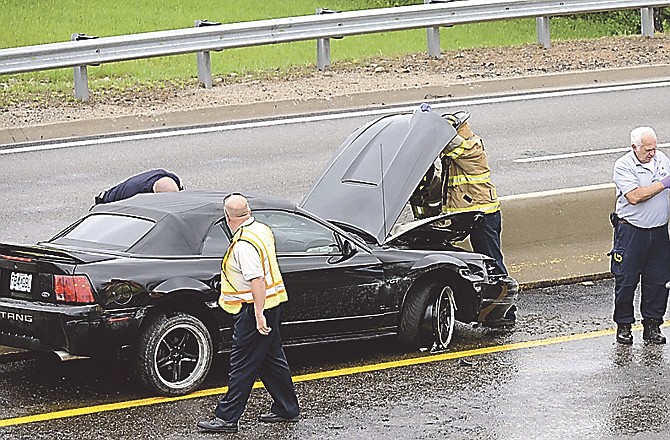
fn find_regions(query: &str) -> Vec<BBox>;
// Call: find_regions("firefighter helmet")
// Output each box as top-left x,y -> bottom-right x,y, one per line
442,110 -> 470,129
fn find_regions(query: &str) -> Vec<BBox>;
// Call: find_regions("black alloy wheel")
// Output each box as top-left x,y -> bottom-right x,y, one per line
398,282 -> 456,351
135,312 -> 213,396
423,285 -> 455,351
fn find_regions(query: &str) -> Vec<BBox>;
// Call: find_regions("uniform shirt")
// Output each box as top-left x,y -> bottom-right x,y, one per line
225,218 -> 267,291
100,169 -> 182,204
614,149 -> 670,228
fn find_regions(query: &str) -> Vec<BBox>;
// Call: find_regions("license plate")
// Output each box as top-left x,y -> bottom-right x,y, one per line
9,272 -> 32,293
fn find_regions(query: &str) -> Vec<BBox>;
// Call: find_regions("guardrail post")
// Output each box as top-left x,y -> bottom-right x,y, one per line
641,8 -> 654,37
425,0 -> 440,58
316,8 -> 340,71
425,0 -> 455,58
535,16 -> 551,48
71,33 -> 98,101
195,20 -> 221,88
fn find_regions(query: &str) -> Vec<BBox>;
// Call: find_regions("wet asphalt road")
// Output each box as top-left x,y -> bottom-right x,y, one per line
1,278 -> 670,439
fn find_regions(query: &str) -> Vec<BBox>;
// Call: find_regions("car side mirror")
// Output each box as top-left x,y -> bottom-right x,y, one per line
329,239 -> 358,264
341,239 -> 358,258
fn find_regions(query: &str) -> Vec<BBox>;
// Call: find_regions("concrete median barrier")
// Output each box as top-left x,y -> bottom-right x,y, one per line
499,183 -> 616,288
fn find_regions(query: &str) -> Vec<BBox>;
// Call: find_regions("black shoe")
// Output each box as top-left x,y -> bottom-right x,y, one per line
258,412 -> 300,423
616,324 -> 633,345
643,319 -> 666,344
197,416 -> 239,433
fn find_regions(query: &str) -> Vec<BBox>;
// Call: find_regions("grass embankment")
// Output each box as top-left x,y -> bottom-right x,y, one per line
0,0 -> 633,99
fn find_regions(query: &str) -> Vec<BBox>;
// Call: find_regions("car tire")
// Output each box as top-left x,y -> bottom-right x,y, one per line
398,283 -> 456,351
134,312 -> 213,396
427,285 -> 456,350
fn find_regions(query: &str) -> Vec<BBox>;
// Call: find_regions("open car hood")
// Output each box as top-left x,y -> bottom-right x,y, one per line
300,108 -> 457,245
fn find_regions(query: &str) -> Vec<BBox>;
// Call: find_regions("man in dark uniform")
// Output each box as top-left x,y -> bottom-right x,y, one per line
611,126 -> 670,345
94,169 -> 183,205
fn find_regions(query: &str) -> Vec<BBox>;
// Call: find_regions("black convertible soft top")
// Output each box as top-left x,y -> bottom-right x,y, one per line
84,190 -> 297,255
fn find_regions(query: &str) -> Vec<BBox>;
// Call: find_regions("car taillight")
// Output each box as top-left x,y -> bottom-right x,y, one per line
0,254 -> 33,263
54,275 -> 96,304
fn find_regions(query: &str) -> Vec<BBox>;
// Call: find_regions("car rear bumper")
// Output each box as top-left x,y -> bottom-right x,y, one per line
0,297 -> 144,358
478,276 -> 519,326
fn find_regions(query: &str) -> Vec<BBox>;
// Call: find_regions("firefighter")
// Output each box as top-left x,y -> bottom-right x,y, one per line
412,105 -> 507,275
440,109 -> 507,275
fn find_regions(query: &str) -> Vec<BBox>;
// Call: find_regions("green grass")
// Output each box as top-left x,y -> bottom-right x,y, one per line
0,0 -> 645,97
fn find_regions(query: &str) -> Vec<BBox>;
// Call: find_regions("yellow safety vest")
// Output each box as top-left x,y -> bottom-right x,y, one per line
218,220 -> 288,314
441,122 -> 501,215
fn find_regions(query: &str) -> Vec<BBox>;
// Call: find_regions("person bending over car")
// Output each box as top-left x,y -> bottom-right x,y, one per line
94,168 -> 183,205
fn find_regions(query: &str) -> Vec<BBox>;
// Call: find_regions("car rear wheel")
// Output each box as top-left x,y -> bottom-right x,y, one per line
398,283 -> 456,351
135,312 -> 213,396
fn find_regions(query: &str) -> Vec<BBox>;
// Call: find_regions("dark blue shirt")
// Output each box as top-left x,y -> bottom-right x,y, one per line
100,169 -> 182,203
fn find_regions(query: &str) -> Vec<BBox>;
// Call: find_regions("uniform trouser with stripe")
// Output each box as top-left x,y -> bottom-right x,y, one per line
470,210 -> 508,276
215,303 -> 299,422
611,222 -> 670,324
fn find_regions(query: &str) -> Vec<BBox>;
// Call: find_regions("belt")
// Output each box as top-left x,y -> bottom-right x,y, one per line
618,217 -> 667,230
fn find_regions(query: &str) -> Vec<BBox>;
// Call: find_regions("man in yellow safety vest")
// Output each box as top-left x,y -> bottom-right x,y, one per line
197,193 -> 299,434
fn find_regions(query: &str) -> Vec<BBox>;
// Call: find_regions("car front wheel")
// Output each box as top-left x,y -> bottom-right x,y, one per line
135,312 -> 213,396
425,286 -> 456,350
399,282 -> 456,351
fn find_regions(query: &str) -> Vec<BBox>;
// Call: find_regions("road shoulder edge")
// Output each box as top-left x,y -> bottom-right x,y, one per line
2,64 -> 669,146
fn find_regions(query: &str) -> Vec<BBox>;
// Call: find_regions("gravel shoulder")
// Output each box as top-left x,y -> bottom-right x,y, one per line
2,34 -> 670,140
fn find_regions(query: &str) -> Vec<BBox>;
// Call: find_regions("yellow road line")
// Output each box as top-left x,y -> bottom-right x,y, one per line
0,327 -> 618,428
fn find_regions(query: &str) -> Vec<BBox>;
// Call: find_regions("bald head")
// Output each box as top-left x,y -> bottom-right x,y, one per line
153,176 -> 180,193
224,194 -> 251,230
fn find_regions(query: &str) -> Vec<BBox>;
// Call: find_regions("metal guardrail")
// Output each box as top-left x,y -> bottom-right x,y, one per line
1,0 -> 669,100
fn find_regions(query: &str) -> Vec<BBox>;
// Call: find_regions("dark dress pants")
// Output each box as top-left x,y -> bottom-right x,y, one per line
611,222 -> 670,324
215,303 -> 299,422
470,210 -> 508,276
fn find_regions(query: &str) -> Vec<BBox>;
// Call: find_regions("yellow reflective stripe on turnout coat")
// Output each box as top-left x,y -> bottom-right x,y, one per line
218,220 -> 288,314
441,122 -> 501,215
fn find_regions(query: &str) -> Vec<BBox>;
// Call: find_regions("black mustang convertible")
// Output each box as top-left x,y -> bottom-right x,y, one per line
0,108 -> 517,396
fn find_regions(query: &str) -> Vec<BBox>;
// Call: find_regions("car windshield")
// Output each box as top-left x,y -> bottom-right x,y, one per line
49,214 -> 154,251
